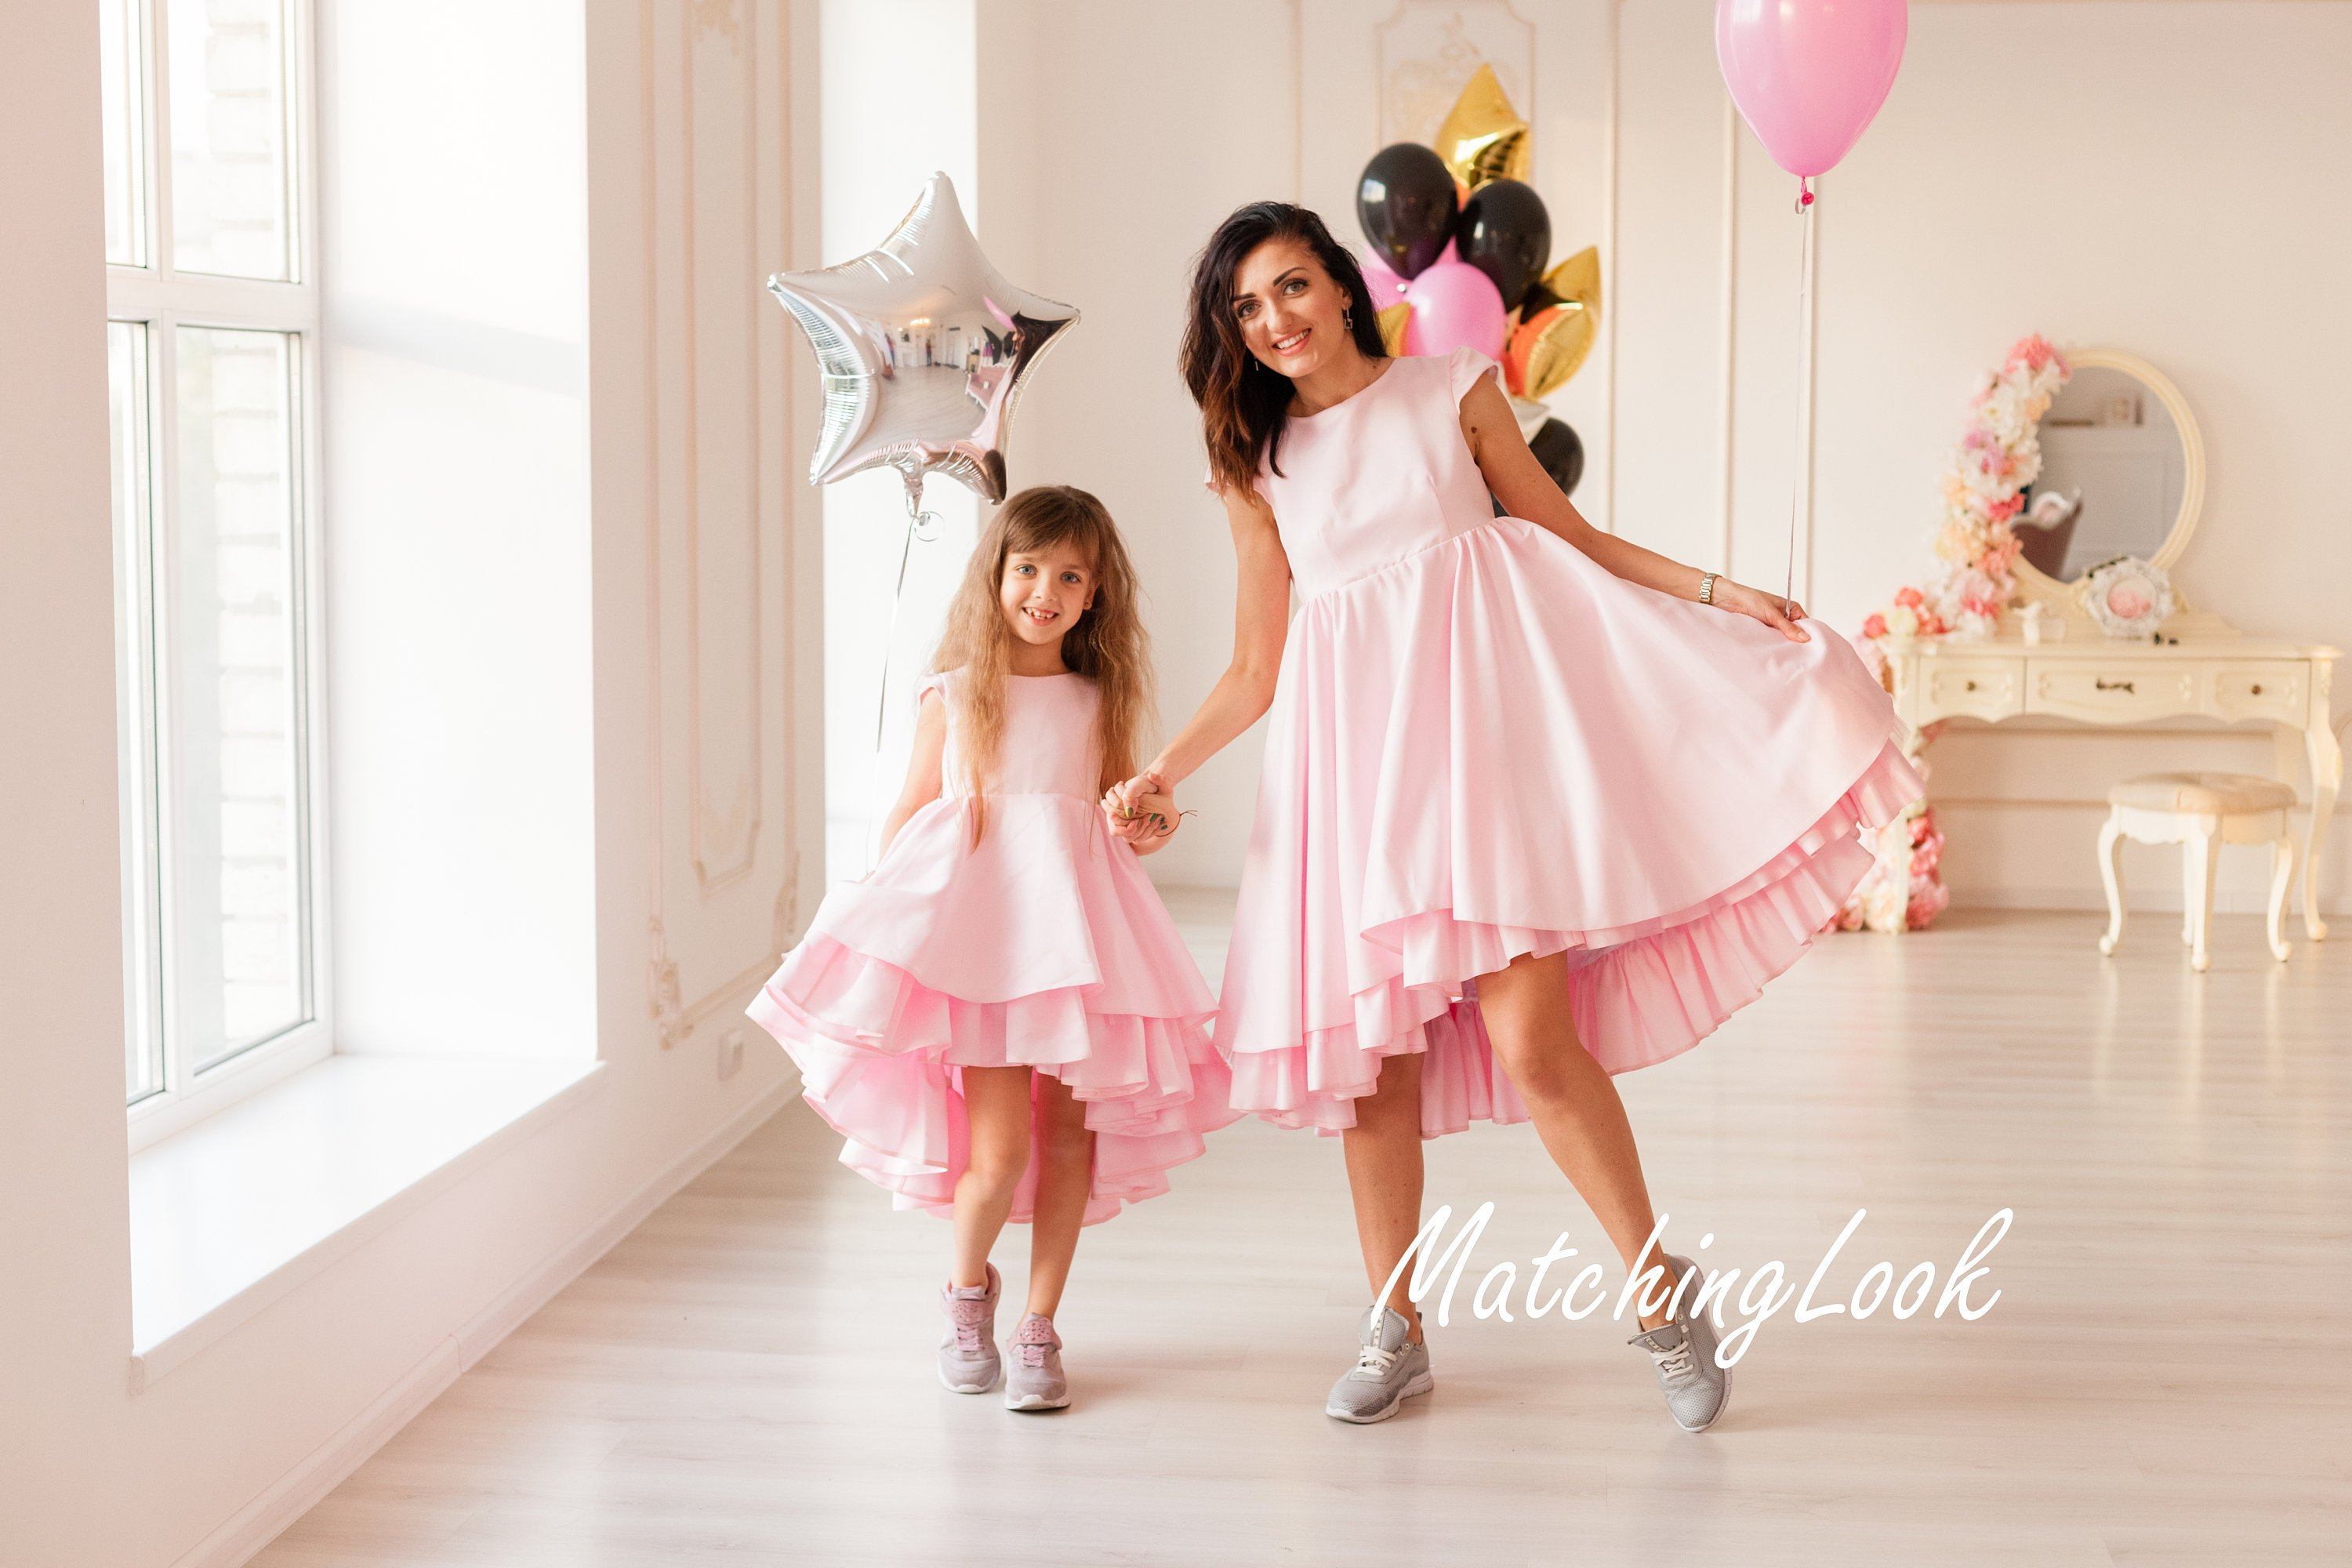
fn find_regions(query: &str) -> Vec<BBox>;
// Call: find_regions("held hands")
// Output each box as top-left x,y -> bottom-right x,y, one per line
1709,578 -> 1811,642
1101,771 -> 1177,846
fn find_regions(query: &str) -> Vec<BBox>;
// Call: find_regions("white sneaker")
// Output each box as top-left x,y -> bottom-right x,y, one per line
1628,1254 -> 1729,1432
1324,1305 -> 1433,1424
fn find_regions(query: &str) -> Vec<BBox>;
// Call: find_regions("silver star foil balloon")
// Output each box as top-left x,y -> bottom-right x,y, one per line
768,172 -> 1080,508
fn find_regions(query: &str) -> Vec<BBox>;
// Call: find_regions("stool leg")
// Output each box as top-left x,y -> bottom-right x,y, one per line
2267,833 -> 2296,963
2184,821 -> 2219,973
2097,811 -> 2127,956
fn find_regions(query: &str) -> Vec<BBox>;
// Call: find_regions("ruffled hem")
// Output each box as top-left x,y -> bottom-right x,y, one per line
747,937 -> 1236,1225
1225,735 -> 1922,1138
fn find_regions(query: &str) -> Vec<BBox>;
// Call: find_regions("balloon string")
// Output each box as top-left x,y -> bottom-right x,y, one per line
1783,176 -> 1817,618
874,478 -> 939,753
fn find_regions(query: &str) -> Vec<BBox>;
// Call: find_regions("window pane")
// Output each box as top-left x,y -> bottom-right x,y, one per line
173,326 -> 308,1072
101,0 -> 147,266
111,323 -> 167,1104
167,0 -> 292,280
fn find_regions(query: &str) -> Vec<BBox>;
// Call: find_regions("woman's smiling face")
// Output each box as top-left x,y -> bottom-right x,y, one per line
1231,237 -> 1356,381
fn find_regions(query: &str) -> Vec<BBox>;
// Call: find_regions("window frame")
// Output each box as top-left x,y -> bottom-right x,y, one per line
109,0 -> 335,1152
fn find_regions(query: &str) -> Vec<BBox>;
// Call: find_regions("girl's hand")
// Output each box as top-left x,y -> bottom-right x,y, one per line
1103,791 -> 1182,848
1710,579 -> 1811,642
1101,771 -> 1176,846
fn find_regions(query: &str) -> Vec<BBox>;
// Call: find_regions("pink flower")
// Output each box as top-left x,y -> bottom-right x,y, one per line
2008,335 -> 2055,372
1862,612 -> 1887,639
1893,585 -> 1925,609
1984,493 -> 2024,523
1905,880 -> 1949,930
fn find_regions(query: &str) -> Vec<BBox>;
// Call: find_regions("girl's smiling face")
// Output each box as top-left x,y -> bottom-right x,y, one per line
1230,237 -> 1355,380
999,544 -> 1095,650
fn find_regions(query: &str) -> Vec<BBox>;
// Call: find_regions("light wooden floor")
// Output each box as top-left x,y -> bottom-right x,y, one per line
256,906 -> 2351,1566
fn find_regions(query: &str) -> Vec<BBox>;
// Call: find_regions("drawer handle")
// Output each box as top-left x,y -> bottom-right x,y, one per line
2251,683 -> 2263,695
2095,677 -> 2136,693
1963,679 -> 1977,691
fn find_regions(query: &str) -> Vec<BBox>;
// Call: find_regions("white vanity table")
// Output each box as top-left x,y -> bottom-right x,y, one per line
1878,349 -> 2343,938
1886,633 -> 2340,938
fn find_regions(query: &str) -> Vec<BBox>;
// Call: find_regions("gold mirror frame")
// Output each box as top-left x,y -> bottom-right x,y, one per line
2011,347 -> 2206,618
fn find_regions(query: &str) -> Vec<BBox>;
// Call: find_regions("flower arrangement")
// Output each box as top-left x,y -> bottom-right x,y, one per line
1824,724 -> 1951,935
1831,336 -> 2070,935
1860,334 -> 2071,645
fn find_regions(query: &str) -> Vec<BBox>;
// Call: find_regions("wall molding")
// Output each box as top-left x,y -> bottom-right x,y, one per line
164,1079 -> 794,1568
641,0 -> 800,1050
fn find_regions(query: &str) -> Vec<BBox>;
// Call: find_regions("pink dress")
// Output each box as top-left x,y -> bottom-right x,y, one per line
1214,347 -> 1924,1136
747,668 -> 1236,1224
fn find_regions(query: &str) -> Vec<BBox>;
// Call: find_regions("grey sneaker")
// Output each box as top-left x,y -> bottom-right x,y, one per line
1324,1305 -> 1433,1424
1004,1312 -> 1069,1411
938,1264 -> 1001,1393
1628,1253 -> 1729,1432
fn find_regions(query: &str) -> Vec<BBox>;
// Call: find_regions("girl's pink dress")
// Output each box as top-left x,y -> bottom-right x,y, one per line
1214,347 -> 1925,1136
748,668 -> 1236,1224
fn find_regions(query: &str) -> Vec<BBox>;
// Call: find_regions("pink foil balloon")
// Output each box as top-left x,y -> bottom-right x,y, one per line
1715,0 -> 1908,180
1401,259 -> 1505,359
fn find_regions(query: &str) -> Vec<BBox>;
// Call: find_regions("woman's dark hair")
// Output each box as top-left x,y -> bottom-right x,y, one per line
1182,201 -> 1388,498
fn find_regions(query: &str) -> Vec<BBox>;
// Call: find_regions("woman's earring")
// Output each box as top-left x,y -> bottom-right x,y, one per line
1342,307 -> 1355,332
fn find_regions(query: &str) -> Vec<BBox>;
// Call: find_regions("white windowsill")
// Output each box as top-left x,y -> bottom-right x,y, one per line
129,1052 -> 606,1391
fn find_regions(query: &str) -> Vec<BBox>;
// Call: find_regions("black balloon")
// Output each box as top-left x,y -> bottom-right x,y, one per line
1454,178 -> 1552,310
1494,417 -> 1584,514
1530,417 -> 1584,497
1356,143 -> 1458,279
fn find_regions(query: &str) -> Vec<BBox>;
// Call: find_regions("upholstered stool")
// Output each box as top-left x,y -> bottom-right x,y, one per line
2097,771 -> 2298,971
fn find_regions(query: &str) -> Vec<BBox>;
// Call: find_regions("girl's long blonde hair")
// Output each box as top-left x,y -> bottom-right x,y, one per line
931,485 -> 1155,845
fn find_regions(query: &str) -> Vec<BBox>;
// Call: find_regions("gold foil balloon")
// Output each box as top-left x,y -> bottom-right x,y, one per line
1375,303 -> 1413,357
767,171 -> 1079,509
1434,64 -> 1530,191
1508,245 -> 1602,399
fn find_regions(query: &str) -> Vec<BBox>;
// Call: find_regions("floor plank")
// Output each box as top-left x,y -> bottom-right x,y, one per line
256,907 -> 2352,1566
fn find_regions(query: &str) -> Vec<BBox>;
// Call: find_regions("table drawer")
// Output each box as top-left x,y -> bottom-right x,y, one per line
2206,662 -> 2308,726
1920,658 -> 2024,720
2027,660 -> 2204,723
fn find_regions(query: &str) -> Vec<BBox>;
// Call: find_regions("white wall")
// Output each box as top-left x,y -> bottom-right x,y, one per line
818,0 -> 983,883
966,0 -> 1304,884
0,3 -> 816,1563
982,0 -> 2350,914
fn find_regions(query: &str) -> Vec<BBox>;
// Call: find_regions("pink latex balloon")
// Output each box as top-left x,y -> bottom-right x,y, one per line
1400,259 -> 1505,359
1358,250 -> 1410,308
1715,0 -> 1907,180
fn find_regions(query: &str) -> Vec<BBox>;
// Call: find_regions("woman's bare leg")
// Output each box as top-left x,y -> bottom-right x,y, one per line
1341,1051 -> 1428,1341
949,1065 -> 1033,1290
1475,951 -> 1686,1330
1024,1074 -> 1094,1318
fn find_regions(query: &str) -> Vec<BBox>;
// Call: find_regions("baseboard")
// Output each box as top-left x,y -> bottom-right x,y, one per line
170,1078 -> 796,1568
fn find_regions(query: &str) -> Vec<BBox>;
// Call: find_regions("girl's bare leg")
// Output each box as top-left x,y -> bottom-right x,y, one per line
1024,1073 -> 1094,1318
950,1065 -> 1033,1289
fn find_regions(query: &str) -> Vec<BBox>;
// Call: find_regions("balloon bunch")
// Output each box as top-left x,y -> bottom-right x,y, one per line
1352,66 -> 1595,497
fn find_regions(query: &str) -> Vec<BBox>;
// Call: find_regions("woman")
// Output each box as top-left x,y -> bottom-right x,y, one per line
1103,203 -> 1922,1428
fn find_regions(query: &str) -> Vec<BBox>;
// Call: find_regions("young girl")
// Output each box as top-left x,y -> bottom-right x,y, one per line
747,485 -> 1232,1413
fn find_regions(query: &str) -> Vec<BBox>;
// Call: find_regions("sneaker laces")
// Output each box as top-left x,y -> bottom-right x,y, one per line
1352,1341 -> 1399,1380
1646,1331 -> 1696,1382
1014,1316 -> 1057,1368
947,1296 -> 991,1354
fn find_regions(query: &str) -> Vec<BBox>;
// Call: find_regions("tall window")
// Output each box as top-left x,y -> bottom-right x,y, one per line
104,0 -> 326,1134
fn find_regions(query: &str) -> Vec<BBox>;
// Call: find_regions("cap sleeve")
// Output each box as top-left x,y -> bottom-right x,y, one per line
915,668 -> 952,709
1202,461 -> 1221,495
1447,345 -> 1501,405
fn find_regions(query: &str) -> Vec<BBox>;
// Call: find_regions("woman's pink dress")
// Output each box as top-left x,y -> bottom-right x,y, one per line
748,668 -> 1236,1224
1214,347 -> 1924,1137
